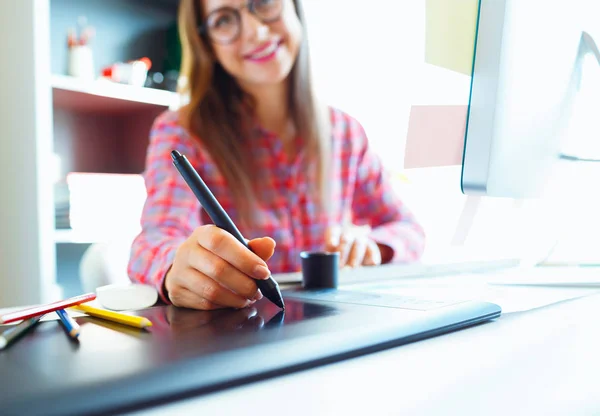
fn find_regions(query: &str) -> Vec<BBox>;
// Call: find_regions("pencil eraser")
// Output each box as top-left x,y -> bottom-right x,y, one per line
96,283 -> 158,311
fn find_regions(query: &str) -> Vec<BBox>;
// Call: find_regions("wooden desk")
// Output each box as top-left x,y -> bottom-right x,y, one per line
125,267 -> 600,415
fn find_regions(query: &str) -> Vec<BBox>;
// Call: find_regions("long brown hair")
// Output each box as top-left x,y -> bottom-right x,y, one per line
177,0 -> 330,227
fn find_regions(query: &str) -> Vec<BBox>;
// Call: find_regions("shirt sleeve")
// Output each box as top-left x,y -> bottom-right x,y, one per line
127,112 -> 203,303
349,119 -> 426,263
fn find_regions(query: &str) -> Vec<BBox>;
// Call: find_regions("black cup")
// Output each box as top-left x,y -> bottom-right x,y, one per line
300,251 -> 339,289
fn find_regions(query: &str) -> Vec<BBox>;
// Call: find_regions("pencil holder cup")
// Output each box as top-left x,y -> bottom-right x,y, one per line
68,45 -> 94,80
300,251 -> 339,289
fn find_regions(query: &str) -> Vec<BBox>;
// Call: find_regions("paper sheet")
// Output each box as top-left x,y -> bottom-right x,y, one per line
425,0 -> 480,75
343,268 -> 600,314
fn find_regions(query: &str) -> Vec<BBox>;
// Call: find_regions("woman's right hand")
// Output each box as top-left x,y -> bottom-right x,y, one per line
165,225 -> 276,310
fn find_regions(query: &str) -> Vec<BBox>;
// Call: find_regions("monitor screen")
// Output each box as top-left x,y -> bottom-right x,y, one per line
461,0 -> 599,198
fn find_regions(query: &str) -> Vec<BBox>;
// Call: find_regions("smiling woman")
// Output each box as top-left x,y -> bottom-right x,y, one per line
200,0 -> 299,79
178,0 -> 322,215
127,0 -> 426,311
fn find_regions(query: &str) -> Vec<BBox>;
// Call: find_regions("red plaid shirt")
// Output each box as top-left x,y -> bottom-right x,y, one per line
128,108 -> 425,302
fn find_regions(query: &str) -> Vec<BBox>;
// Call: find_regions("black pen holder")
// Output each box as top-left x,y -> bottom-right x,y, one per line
300,251 -> 339,289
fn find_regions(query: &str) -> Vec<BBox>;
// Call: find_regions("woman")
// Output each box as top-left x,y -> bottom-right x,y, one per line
128,0 -> 425,310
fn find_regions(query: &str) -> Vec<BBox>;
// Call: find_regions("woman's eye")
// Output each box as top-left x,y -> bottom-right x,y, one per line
215,14 -> 233,28
255,0 -> 276,8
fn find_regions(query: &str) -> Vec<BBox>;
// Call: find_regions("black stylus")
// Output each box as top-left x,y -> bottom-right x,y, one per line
171,150 -> 285,309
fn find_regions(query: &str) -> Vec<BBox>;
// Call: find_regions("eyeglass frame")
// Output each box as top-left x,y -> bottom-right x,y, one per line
196,0 -> 284,44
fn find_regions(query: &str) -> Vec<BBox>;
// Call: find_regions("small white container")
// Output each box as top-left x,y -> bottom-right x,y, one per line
68,45 -> 94,80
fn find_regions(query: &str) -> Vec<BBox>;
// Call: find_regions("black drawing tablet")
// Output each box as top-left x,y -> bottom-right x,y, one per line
0,289 -> 500,416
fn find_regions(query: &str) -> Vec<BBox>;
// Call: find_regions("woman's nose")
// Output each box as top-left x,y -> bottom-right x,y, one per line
240,9 -> 270,43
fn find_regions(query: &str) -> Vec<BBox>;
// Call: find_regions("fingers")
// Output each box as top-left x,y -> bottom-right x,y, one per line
324,226 -> 342,252
345,237 -> 367,268
325,225 -> 353,267
338,231 -> 353,267
169,262 -> 252,309
248,237 -> 276,262
324,225 -> 384,268
196,226 -> 271,281
325,225 -> 391,267
187,243 -> 260,300
167,286 -> 223,311
183,267 -> 255,309
363,240 -> 382,266
166,226 -> 275,311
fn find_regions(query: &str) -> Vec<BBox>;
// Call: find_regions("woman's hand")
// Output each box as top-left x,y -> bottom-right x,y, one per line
165,225 -> 276,310
325,225 -> 392,267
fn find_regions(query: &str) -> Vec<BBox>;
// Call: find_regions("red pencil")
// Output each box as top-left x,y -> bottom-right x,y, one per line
0,293 -> 96,324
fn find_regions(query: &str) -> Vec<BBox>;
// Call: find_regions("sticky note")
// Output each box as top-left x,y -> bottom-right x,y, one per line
425,0 -> 480,75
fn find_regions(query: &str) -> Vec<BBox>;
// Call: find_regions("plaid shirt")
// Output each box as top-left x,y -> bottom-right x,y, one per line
128,108 -> 425,302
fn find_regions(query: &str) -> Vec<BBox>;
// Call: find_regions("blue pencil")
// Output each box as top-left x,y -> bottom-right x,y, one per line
55,309 -> 80,339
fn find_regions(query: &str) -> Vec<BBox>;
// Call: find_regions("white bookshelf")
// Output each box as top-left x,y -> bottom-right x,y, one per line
51,76 -> 171,245
2,0 -> 181,301
54,229 -> 103,244
54,228 -> 140,244
52,74 -> 180,112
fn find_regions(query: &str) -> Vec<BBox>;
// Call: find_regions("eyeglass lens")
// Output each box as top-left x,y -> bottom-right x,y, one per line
205,0 -> 282,43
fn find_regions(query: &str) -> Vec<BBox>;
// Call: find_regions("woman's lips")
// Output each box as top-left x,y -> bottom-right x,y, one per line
244,40 -> 283,63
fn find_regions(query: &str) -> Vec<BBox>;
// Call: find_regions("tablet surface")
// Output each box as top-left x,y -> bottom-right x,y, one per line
0,290 -> 500,416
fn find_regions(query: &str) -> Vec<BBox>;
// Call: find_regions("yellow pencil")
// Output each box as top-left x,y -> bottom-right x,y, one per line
70,304 -> 153,329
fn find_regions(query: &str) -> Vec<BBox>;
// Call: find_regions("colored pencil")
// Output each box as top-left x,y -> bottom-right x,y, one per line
56,309 -> 80,339
0,293 -> 96,324
0,314 -> 44,350
71,304 -> 153,329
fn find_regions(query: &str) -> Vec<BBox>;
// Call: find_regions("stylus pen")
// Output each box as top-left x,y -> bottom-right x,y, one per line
171,150 -> 285,309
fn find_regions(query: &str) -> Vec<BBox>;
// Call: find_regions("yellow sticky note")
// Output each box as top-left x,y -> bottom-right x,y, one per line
425,0 -> 480,75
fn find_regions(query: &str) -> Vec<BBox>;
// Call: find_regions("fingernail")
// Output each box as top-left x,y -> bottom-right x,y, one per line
252,265 -> 270,279
253,291 -> 263,301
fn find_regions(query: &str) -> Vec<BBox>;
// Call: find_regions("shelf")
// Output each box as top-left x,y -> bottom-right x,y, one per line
51,74 -> 181,113
54,228 -> 140,244
55,229 -> 101,244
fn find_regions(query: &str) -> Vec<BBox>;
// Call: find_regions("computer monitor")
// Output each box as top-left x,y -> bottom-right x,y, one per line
461,0 -> 600,198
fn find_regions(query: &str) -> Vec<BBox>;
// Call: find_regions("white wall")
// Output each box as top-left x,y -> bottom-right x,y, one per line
303,0 -> 425,172
302,0 -> 600,265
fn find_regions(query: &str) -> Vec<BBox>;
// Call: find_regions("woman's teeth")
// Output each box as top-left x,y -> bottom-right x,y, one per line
250,42 -> 279,59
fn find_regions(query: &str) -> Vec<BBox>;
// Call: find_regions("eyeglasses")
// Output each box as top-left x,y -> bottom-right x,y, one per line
198,0 -> 284,44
